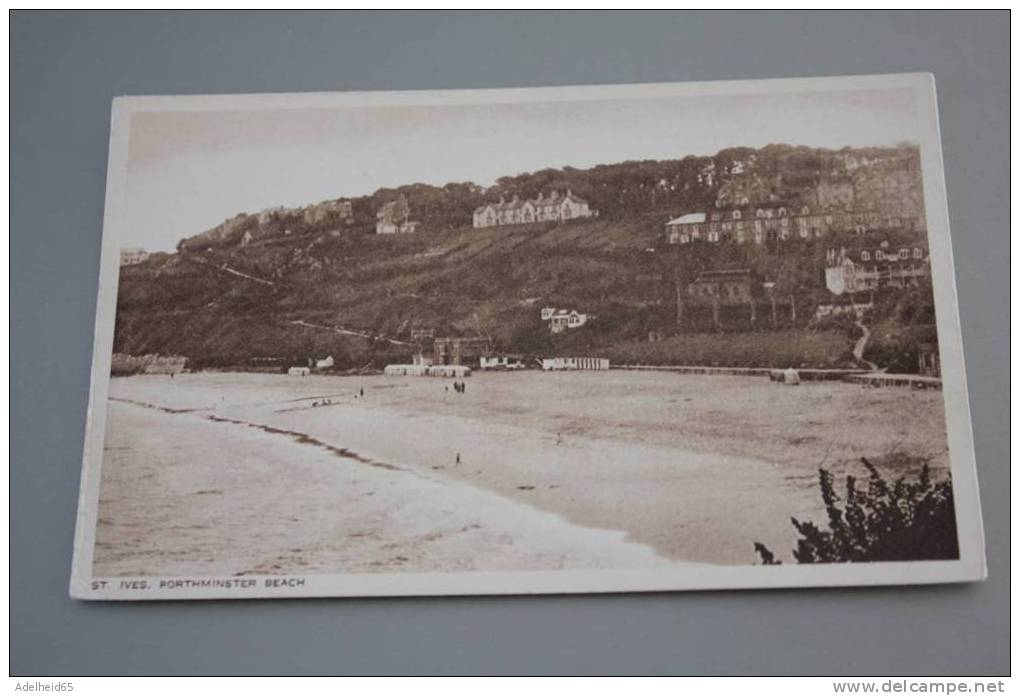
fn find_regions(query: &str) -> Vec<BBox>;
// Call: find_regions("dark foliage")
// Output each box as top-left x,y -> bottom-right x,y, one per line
755,456 -> 958,564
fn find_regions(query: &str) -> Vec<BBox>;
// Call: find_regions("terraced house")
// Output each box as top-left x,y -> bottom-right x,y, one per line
664,205 -> 924,246
472,190 -> 595,228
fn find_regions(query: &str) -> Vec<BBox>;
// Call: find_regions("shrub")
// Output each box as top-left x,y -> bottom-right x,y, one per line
755,456 -> 958,564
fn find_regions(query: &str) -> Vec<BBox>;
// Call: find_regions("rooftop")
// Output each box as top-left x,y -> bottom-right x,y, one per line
666,212 -> 706,225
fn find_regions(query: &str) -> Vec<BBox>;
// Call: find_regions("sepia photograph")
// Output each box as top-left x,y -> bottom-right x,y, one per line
70,74 -> 984,599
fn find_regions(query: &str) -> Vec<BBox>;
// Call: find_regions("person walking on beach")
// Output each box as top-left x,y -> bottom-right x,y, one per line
360,387 -> 364,397
455,452 -> 461,465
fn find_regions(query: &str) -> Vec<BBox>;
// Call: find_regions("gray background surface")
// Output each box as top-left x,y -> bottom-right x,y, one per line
11,11 -> 1009,675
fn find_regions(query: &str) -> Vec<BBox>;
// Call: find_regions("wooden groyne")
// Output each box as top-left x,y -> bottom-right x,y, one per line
768,368 -> 869,382
615,365 -> 867,381
615,364 -> 771,376
844,373 -> 942,390
615,364 -> 940,389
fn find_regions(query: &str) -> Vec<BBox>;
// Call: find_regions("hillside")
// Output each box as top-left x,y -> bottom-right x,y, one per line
115,143 -> 933,370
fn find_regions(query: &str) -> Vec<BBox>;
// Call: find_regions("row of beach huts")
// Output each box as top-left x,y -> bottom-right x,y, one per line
381,356 -> 610,378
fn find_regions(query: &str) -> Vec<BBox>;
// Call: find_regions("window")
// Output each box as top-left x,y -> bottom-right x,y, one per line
732,210 -> 742,220
778,208 -> 787,217
825,215 -> 834,225
913,248 -> 923,259
899,248 -> 909,259
757,209 -> 766,218
861,251 -> 870,261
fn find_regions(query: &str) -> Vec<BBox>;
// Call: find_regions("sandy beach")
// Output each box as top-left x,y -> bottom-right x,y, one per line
94,370 -> 950,576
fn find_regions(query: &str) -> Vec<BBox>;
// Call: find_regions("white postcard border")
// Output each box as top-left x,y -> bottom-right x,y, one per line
70,73 -> 986,600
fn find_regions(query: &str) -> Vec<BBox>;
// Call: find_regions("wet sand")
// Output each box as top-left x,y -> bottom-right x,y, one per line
95,400 -> 669,577
94,370 -> 950,575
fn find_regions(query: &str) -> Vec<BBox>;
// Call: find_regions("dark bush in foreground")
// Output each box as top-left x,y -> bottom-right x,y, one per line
755,457 -> 958,564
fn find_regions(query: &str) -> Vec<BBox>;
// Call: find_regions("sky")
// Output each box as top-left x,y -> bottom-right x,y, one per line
124,87 -> 918,252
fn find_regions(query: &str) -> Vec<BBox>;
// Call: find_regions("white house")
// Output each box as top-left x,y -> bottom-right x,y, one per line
120,247 -> 150,266
288,366 -> 311,376
544,309 -> 590,334
664,213 -> 707,245
825,244 -> 929,295
315,355 -> 335,369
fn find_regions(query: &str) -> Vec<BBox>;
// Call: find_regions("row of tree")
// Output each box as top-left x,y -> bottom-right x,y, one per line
176,143 -> 923,251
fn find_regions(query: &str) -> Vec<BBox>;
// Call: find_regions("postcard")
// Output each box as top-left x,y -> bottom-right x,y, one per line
71,74 -> 985,599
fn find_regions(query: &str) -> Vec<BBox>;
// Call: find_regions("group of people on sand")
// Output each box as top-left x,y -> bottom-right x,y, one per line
449,381 -> 467,394
313,388 -> 364,407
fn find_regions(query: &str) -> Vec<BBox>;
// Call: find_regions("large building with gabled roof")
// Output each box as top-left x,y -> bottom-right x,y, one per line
472,190 -> 596,228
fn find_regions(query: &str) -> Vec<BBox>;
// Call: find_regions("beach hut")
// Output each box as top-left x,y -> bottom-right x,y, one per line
288,366 -> 311,377
540,357 -> 610,371
428,365 -> 471,378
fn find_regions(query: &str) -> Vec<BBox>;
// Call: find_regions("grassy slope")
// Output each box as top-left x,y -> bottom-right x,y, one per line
115,214 -> 865,368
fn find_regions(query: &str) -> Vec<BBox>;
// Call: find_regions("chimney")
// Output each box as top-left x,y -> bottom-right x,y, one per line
550,191 -> 559,201
567,189 -> 573,197
536,192 -> 543,202
499,196 -> 505,205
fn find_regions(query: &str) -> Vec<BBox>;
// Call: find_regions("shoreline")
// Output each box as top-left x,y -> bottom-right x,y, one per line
95,371 -> 950,574
95,399 -> 674,578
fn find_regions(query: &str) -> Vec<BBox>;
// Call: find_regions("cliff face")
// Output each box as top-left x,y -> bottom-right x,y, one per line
118,144 -> 929,368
